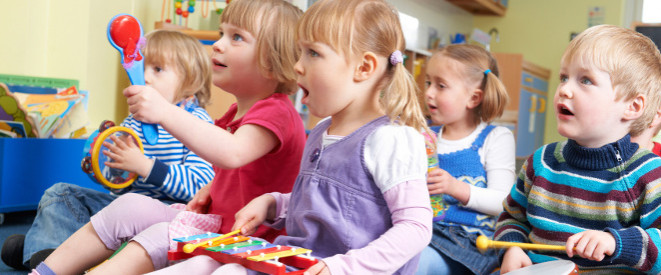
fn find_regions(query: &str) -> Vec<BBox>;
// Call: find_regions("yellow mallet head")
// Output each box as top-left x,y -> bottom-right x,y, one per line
476,235 -> 489,253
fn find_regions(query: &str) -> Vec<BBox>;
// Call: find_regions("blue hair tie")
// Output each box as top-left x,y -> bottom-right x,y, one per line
484,69 -> 491,75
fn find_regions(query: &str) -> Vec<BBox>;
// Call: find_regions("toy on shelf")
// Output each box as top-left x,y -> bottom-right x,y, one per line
107,13 -> 159,145
81,120 -> 144,189
0,83 -> 37,137
161,0 -> 224,27
169,230 -> 318,275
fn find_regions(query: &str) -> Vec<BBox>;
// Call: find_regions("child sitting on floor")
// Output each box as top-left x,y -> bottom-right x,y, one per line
495,24 -> 661,274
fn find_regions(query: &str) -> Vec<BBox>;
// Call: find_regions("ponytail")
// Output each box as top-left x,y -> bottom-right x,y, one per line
381,61 -> 433,140
479,69 -> 508,123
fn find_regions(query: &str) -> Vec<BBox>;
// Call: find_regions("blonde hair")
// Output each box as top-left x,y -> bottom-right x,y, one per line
221,0 -> 302,94
434,44 -> 509,124
143,30 -> 212,108
298,0 -> 428,131
562,24 -> 661,137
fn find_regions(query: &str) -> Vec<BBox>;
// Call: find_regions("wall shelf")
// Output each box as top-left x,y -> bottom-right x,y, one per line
445,0 -> 507,16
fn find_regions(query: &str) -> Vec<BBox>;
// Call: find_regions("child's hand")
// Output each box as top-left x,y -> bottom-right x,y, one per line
232,194 -> 276,235
427,168 -> 470,204
186,183 -> 212,214
304,261 -> 330,275
566,230 -> 615,261
500,246 -> 532,274
103,135 -> 153,177
123,85 -> 171,124
427,168 -> 456,195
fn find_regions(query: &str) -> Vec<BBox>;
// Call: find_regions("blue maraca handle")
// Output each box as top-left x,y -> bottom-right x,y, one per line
123,61 -> 158,145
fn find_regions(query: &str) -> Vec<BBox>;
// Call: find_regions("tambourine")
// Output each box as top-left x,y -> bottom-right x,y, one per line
81,120 -> 144,189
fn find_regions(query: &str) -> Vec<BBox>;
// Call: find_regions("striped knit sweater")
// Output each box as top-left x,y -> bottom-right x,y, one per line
118,100 -> 215,202
494,135 -> 661,274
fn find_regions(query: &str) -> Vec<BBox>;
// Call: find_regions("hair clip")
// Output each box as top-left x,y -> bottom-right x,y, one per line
390,50 -> 403,65
484,69 -> 491,75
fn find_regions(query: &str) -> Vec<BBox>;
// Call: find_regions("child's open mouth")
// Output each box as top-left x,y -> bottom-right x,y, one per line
212,59 -> 227,67
557,105 -> 574,116
428,104 -> 438,112
298,84 -> 309,97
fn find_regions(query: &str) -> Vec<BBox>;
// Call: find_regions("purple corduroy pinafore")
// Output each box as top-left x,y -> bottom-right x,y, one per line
274,116 -> 419,274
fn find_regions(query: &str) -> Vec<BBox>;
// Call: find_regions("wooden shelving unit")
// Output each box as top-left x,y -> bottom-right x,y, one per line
404,49 -> 432,117
445,0 -> 507,16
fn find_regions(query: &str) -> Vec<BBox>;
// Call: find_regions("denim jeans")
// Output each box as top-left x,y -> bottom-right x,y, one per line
416,223 -> 499,275
22,183 -> 117,265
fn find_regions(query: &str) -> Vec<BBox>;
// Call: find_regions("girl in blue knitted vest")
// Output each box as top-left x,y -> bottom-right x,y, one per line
416,44 -> 515,275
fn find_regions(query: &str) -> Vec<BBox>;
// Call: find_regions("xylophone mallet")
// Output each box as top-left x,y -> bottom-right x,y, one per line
476,235 -> 570,253
183,229 -> 242,253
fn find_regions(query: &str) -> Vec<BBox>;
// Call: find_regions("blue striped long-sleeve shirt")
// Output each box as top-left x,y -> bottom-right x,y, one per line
119,102 -> 214,202
494,135 -> 661,274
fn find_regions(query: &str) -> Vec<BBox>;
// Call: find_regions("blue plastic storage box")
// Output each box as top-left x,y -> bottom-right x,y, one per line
0,138 -> 106,213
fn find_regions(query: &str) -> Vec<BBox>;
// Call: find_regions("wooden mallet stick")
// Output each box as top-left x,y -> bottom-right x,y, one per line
476,235 -> 570,253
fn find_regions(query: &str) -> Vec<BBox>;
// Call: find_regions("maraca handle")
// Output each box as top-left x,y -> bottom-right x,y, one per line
122,49 -> 158,145
124,59 -> 145,85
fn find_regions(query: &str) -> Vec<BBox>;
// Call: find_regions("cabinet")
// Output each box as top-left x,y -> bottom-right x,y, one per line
492,53 -> 550,159
445,0 -> 507,16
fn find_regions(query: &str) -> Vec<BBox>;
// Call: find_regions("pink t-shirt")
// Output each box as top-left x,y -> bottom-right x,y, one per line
653,141 -> 661,157
207,93 -> 306,241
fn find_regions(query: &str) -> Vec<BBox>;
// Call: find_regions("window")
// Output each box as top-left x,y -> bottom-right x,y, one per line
642,0 -> 661,23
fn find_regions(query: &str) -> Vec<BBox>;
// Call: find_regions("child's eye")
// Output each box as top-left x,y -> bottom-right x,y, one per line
219,31 -> 224,38
232,34 -> 243,42
424,81 -> 431,88
154,66 -> 163,73
308,49 -> 319,57
580,77 -> 593,85
559,75 -> 568,83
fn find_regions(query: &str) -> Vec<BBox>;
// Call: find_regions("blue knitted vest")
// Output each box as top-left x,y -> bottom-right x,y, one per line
431,125 -> 496,236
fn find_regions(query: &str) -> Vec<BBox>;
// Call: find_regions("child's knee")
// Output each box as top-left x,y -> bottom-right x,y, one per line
101,193 -> 158,221
132,222 -> 171,269
43,182 -> 76,197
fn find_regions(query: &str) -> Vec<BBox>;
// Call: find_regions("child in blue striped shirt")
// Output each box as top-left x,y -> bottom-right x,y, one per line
0,29 -> 215,271
495,25 -> 661,274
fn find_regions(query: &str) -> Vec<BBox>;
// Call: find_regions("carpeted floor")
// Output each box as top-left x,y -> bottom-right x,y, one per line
0,210 -> 35,275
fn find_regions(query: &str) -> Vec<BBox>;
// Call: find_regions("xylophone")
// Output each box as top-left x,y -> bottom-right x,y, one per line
168,230 -> 318,274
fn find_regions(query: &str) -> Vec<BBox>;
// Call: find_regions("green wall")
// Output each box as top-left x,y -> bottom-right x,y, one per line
474,0 -> 627,144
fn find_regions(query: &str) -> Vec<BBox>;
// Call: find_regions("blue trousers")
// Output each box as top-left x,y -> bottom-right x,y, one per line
416,224 -> 499,275
22,183 -> 117,265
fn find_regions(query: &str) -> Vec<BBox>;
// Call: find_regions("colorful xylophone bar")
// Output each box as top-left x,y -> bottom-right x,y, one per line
168,232 -> 318,275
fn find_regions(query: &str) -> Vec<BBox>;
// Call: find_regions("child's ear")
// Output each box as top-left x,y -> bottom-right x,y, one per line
353,52 -> 378,82
623,94 -> 645,121
467,89 -> 483,109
